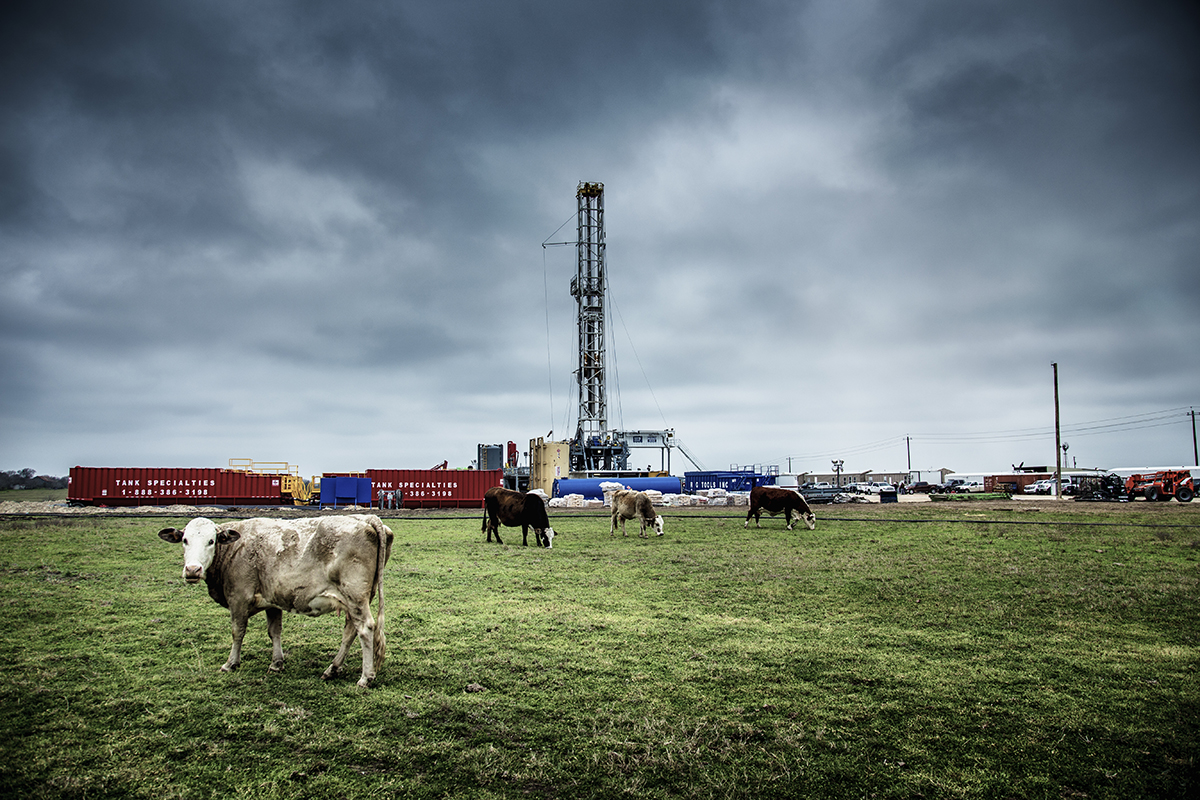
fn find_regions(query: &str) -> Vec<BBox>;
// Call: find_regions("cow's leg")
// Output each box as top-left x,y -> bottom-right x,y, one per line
330,601 -> 377,689
223,612 -> 248,672
266,608 -> 285,672
322,614 -> 359,681
352,602 -> 379,689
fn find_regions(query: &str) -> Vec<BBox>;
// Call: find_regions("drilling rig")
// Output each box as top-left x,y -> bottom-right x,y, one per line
564,182 -> 701,477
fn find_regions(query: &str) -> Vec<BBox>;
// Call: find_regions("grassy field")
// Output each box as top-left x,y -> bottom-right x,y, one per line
0,487 -> 67,503
0,501 -> 1196,798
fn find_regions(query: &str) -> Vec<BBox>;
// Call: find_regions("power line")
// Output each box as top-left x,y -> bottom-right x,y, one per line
776,407 -> 1195,466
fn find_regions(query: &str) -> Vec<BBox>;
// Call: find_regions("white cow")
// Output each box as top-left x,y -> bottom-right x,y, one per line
158,514 -> 393,688
610,490 -> 664,537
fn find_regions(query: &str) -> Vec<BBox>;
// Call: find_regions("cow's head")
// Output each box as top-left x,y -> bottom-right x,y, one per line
158,517 -> 241,583
540,527 -> 555,548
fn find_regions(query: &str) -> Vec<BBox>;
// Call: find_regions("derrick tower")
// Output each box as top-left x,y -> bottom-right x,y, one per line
572,182 -> 607,445
569,182 -> 628,472
548,181 -> 686,477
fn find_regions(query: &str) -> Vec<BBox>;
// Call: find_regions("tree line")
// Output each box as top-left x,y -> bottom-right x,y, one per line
1,469 -> 69,490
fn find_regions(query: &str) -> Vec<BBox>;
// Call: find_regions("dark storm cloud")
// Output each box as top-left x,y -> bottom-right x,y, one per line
1,0 -> 1197,475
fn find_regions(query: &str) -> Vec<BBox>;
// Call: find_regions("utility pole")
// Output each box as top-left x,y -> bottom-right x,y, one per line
1191,408 -> 1197,465
1053,363 -> 1062,499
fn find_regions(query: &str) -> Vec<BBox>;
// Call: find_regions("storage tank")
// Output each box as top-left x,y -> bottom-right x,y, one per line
528,438 -> 571,495
477,444 -> 505,471
67,466 -> 287,507
552,476 -> 682,500
365,468 -> 502,508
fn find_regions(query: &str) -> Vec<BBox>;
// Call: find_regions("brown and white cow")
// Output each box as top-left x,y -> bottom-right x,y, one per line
610,489 -> 664,537
158,514 -> 393,688
481,486 -> 555,547
745,486 -> 816,531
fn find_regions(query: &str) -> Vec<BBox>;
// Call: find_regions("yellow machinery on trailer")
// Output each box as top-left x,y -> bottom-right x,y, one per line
227,459 -> 319,505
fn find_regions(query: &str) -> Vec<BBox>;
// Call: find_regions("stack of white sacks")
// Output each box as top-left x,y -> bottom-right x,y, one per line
544,491 -> 585,510
599,482 -> 625,507
598,483 -> 667,507
545,485 -> 749,508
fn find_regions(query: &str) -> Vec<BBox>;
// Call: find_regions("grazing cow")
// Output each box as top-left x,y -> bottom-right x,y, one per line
610,489 -> 664,537
157,514 -> 393,688
745,486 -> 816,531
482,486 -> 555,547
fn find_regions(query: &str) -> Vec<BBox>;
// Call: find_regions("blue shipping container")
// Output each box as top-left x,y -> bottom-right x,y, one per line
683,471 -> 777,493
320,476 -> 372,507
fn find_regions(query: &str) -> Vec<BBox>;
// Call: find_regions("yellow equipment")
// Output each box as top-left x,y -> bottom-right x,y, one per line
227,459 -> 317,505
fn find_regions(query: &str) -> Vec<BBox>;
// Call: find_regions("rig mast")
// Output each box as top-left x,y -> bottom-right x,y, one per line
553,181 -> 690,477
569,182 -> 628,472
572,182 -> 607,445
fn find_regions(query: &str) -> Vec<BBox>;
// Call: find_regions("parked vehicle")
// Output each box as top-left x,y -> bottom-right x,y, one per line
1125,470 -> 1195,502
1073,472 -> 1129,502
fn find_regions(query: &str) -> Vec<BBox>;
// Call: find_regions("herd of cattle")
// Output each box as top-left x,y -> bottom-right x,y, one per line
157,485 -> 815,687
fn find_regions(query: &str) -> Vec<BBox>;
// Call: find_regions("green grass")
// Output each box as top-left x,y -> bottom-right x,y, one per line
0,504 -> 1197,798
0,487 -> 68,502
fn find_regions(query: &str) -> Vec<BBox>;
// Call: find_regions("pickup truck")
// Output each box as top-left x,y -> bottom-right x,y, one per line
798,484 -> 847,504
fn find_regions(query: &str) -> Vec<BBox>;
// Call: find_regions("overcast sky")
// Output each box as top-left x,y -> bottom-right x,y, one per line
3,0 -> 1198,479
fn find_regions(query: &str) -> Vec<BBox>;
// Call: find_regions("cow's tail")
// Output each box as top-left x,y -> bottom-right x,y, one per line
369,516 -> 392,670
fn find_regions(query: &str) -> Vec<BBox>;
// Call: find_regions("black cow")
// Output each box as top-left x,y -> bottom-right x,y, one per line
481,487 -> 555,547
745,486 -> 816,530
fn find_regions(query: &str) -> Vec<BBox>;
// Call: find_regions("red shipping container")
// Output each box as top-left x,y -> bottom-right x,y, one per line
365,469 -> 502,508
68,466 -> 287,507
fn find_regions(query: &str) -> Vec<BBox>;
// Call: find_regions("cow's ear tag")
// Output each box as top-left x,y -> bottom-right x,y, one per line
216,529 -> 241,544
